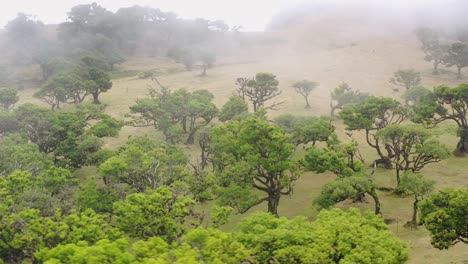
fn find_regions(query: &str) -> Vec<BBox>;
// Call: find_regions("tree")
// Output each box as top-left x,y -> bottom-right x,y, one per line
413,84 -> 468,154
243,73 -> 282,112
378,125 -> 450,187
389,69 -> 421,105
34,72 -> 85,110
275,114 -> 335,147
0,208 -> 121,263
79,57 -> 113,104
292,80 -> 318,108
443,42 -> 468,78
304,143 -> 364,177
184,90 -> 218,144
237,209 -> 408,263
98,137 -> 188,192
210,115 -> 300,216
402,86 -> 431,105
314,173 -> 381,214
219,95 -> 248,122
199,50 -> 216,76
0,88 -> 19,110
420,189 -> 468,249
399,173 -> 435,227
128,88 -> 217,144
113,186 -> 195,241
415,27 -> 446,74
340,96 -> 411,168
0,134 -> 52,176
329,82 -> 368,116
234,77 -> 250,100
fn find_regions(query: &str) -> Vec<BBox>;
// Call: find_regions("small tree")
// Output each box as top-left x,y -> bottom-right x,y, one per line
420,189 -> 468,249
243,73 -> 282,112
443,42 -> 468,78
0,87 -> 19,110
199,51 -> 215,76
329,82 -> 368,116
390,69 -> 421,91
415,27 -> 446,74
402,86 -> 431,105
292,80 -> 318,108
399,173 -> 435,228
314,173 -> 381,215
378,124 -> 450,187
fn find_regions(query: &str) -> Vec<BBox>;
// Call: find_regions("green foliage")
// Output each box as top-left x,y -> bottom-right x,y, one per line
99,137 -> 188,192
314,173 -> 379,214
0,134 -> 52,176
412,84 -> 468,153
400,173 -> 435,226
340,96 -> 411,167
0,208 -> 121,263
420,189 -> 468,249
0,87 -> 19,110
304,143 -> 364,177
443,42 -> 468,78
210,115 -> 298,215
242,73 -> 281,112
113,186 -> 195,241
402,86 -> 431,105
210,206 -> 233,228
129,88 -> 218,144
389,69 -> 421,91
77,178 -> 118,214
292,79 -> 319,108
275,114 -> 335,146
219,96 -> 248,122
415,27 -> 446,74
237,208 -> 408,263
330,82 -> 368,116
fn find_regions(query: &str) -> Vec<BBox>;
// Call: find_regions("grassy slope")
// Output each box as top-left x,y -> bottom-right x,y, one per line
17,33 -> 468,263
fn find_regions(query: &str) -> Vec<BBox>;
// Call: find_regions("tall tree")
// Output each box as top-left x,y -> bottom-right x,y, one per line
79,57 -> 113,104
413,84 -> 468,154
210,115 -> 300,216
292,80 -> 318,108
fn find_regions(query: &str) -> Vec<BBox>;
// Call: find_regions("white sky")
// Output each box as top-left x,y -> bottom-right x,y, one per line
0,0 -> 306,31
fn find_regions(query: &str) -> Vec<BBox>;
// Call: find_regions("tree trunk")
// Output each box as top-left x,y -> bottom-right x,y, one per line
267,192 -> 280,217
412,198 -> 419,227
457,66 -> 462,79
304,96 -> 310,108
92,92 -> 101,104
395,165 -> 401,187
432,61 -> 439,75
368,189 -> 381,215
456,126 -> 468,155
186,128 -> 197,145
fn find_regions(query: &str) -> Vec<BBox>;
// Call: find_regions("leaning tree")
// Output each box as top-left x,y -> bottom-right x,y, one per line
242,73 -> 282,112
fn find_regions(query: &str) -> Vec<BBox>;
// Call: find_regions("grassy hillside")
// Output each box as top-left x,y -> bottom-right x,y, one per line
17,31 -> 468,263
